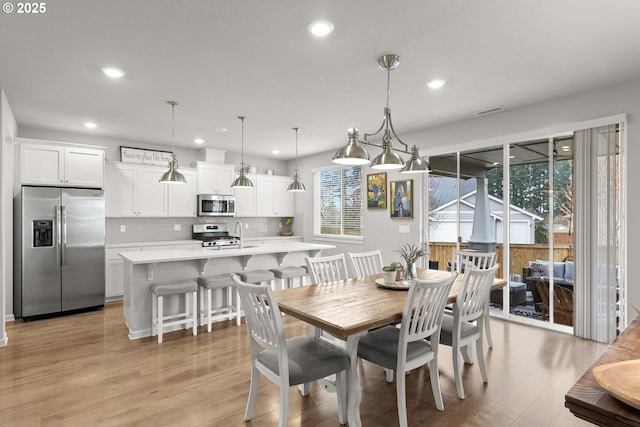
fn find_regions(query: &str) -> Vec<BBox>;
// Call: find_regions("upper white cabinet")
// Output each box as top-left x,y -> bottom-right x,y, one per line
196,161 -> 235,195
20,143 -> 104,188
168,168 -> 197,217
106,162 -> 198,217
257,175 -> 294,217
234,174 -> 294,217
234,176 -> 256,216
105,162 -> 168,217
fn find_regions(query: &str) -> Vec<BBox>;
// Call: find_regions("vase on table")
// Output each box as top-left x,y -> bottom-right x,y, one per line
403,262 -> 417,281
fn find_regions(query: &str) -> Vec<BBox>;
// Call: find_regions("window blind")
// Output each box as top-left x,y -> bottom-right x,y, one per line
319,166 -> 362,237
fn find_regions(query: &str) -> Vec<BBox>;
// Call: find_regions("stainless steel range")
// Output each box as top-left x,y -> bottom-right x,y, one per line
192,223 -> 241,248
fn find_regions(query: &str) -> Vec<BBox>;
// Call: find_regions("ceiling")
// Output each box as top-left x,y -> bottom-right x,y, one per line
2,0 -> 640,161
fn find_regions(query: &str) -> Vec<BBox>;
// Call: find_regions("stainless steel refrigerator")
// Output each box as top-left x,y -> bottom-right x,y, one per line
14,186 -> 105,319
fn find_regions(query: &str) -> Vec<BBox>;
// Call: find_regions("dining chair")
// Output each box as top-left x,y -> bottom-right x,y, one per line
454,249 -> 498,348
439,264 -> 499,399
348,250 -> 384,278
305,253 -> 350,284
231,274 -> 350,426
357,272 -> 457,426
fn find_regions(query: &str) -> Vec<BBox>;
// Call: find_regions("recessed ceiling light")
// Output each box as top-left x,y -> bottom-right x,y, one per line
101,67 -> 125,79
194,138 -> 204,144
426,79 -> 446,89
308,20 -> 334,37
215,127 -> 228,133
84,122 -> 97,129
272,149 -> 280,155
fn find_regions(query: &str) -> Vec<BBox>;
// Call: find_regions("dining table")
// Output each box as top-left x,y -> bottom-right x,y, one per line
273,268 -> 507,427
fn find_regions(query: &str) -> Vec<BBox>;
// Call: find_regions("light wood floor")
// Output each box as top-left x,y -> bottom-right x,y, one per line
0,301 -> 607,426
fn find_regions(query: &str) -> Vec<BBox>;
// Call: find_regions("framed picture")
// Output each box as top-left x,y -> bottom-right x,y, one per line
366,172 -> 387,209
390,179 -> 413,218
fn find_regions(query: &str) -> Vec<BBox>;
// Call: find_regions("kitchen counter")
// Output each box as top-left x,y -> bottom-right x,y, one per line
119,241 -> 335,339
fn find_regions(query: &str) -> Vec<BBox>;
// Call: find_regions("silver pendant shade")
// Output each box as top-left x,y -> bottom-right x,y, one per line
332,54 -> 430,173
160,101 -> 187,184
287,127 -> 307,192
231,115 -> 254,188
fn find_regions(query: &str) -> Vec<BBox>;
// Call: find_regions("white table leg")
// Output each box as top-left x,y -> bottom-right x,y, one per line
345,333 -> 364,427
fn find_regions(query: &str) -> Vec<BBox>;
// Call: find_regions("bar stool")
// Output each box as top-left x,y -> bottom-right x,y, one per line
269,266 -> 308,289
197,273 -> 241,331
150,280 -> 198,344
236,270 -> 275,289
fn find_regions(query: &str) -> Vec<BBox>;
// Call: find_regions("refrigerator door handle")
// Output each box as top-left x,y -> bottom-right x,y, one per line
56,205 -> 62,266
61,205 -> 66,266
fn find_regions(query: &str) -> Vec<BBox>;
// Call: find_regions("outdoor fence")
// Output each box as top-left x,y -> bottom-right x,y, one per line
427,242 -> 573,279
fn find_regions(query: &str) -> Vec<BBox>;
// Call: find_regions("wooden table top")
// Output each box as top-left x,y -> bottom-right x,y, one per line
565,316 -> 640,426
274,269 -> 506,338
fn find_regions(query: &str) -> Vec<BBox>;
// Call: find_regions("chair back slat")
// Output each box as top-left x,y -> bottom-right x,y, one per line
455,265 -> 499,323
401,272 -> 457,343
305,254 -> 350,284
454,250 -> 497,273
232,275 -> 285,353
348,250 -> 384,277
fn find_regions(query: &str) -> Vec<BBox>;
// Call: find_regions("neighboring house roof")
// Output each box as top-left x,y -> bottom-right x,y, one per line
430,190 -> 544,223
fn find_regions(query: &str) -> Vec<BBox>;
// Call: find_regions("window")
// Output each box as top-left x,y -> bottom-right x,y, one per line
314,166 -> 363,240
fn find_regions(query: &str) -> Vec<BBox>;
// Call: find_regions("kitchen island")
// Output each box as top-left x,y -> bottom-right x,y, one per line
119,242 -> 335,339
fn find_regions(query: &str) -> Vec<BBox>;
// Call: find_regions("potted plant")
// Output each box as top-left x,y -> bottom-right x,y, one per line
382,261 -> 402,283
394,243 -> 427,281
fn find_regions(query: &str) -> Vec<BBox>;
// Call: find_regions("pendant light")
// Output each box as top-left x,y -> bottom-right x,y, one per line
231,115 -> 253,188
287,127 -> 307,192
332,54 -> 429,173
160,101 -> 187,184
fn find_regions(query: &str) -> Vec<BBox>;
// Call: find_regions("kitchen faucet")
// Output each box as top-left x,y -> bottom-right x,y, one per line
234,220 -> 243,249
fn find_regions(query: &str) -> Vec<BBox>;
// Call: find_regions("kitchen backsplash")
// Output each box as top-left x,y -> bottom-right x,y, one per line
105,217 -> 289,244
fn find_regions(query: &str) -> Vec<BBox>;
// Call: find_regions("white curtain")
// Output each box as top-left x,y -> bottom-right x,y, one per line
573,125 -> 621,343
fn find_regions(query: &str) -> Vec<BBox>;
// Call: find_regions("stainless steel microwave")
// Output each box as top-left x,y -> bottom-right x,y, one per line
197,194 -> 236,217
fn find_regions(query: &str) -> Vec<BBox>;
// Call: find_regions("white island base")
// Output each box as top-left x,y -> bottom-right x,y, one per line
119,242 -> 334,339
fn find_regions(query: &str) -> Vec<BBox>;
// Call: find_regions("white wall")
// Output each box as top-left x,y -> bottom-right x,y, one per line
1,91 -> 17,344
295,77 -> 640,309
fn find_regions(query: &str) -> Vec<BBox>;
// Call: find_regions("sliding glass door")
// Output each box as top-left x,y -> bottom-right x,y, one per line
426,119 -> 625,342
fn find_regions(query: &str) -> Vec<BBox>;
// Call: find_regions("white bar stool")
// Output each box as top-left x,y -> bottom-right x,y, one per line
150,280 -> 198,344
236,270 -> 275,289
269,266 -> 307,289
197,273 -> 241,331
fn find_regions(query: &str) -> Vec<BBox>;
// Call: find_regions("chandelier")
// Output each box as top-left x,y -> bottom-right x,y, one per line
332,54 -> 429,173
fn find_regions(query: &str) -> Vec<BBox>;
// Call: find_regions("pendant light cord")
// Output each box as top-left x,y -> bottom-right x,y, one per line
293,127 -> 300,172
238,116 -> 246,168
168,101 -> 178,157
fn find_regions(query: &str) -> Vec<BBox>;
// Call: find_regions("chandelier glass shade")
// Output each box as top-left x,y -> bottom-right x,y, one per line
287,127 -> 307,192
160,101 -> 187,184
231,115 -> 254,188
332,54 -> 429,173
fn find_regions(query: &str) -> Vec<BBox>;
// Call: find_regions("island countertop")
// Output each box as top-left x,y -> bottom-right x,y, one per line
119,241 -> 335,340
118,241 -> 335,265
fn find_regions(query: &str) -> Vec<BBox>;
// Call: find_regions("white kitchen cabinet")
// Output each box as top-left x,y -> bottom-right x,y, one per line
167,168 -> 197,217
234,173 -> 256,216
196,161 -> 235,195
256,175 -> 294,217
105,162 -> 167,217
20,143 -> 104,188
233,174 -> 294,217
105,258 -> 125,299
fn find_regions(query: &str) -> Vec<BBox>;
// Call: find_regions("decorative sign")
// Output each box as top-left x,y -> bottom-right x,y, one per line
120,146 -> 172,166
